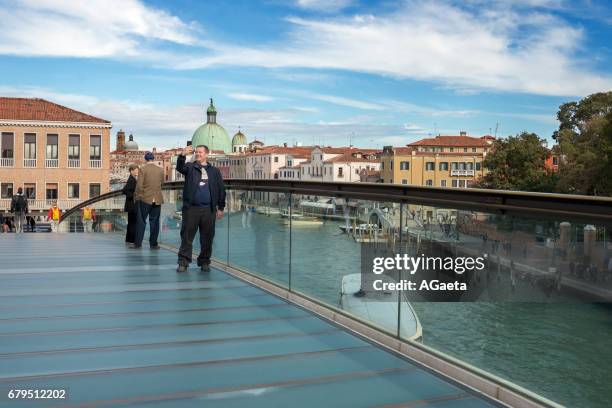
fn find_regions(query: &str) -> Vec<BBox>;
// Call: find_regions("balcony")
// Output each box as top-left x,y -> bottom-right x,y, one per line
2,180 -> 611,408
45,158 -> 59,168
68,159 -> 80,168
23,158 -> 37,168
0,157 -> 14,167
450,169 -> 475,176
89,159 -> 102,168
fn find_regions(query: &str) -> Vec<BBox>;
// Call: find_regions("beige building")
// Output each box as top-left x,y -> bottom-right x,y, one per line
381,133 -> 494,188
0,97 -> 111,213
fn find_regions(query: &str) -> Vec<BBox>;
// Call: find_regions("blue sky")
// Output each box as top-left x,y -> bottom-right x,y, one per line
1,0 -> 611,150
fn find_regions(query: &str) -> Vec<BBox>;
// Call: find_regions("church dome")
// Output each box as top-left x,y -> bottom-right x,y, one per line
124,134 -> 139,151
232,129 -> 247,146
192,99 -> 231,154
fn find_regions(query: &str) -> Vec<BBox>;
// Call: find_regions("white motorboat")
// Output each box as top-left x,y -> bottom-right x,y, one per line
340,273 -> 422,341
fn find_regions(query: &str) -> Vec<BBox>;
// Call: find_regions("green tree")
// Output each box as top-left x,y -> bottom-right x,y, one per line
476,132 -> 554,192
554,92 -> 612,196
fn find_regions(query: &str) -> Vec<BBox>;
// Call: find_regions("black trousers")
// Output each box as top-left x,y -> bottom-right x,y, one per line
178,206 -> 215,266
125,210 -> 137,243
135,201 -> 161,247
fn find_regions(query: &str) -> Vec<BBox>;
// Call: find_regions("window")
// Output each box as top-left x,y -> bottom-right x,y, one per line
449,147 -> 454,152
425,162 -> 435,171
400,161 -> 409,170
24,183 -> 36,199
459,162 -> 466,170
475,162 -> 482,171
552,157 -> 558,165
440,180 -> 447,187
68,183 -> 80,199
46,134 -> 58,159
390,160 -> 394,170
89,184 -> 101,198
426,179 -> 433,186
1,133 -> 14,158
90,135 -> 101,160
452,180 -> 458,188
439,162 -> 448,171
338,167 -> 344,177
46,184 -> 58,200
402,179 -> 408,185
467,162 -> 474,170
274,157 -> 278,163
1,183 -> 13,198
464,148 -> 468,152
381,161 -> 384,170
472,148 -> 477,152
24,134 -> 36,159
68,135 -> 80,159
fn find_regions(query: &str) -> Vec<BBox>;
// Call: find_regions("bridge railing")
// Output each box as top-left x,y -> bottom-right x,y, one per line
58,180 -> 612,408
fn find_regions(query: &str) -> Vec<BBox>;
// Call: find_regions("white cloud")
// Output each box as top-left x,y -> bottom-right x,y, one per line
177,1 -> 612,96
227,93 -> 275,102
294,0 -> 354,12
0,0 -> 198,58
299,92 -> 386,110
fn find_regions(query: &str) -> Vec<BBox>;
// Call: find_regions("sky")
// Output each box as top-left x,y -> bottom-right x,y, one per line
0,0 -> 611,150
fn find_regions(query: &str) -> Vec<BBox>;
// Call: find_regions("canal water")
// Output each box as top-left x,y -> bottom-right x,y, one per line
160,210 -> 612,408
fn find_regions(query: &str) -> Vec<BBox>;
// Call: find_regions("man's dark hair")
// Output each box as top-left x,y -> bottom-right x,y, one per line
17,187 -> 23,194
196,145 -> 209,152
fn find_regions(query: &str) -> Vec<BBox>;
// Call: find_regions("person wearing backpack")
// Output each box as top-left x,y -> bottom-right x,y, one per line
10,187 -> 29,234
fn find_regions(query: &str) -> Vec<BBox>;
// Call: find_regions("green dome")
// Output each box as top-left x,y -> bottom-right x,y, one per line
192,123 -> 231,153
191,98 -> 231,153
232,130 -> 247,145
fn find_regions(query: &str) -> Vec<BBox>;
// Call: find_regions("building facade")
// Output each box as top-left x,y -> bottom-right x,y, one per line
0,97 -> 111,212
381,133 -> 494,188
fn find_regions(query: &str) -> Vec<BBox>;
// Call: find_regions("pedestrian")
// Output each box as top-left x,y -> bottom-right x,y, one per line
10,187 -> 28,233
29,216 -> 36,232
81,205 -> 96,233
134,151 -> 164,249
47,202 -> 62,232
0,213 -> 8,233
122,164 -> 139,246
176,145 -> 225,272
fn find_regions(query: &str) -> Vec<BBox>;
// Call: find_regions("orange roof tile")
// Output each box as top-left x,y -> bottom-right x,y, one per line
408,135 -> 492,147
0,97 -> 110,123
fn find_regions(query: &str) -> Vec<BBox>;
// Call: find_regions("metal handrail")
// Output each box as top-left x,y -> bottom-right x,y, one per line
60,179 -> 612,224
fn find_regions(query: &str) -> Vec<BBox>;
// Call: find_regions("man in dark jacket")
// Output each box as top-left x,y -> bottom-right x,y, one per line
176,144 -> 226,272
10,187 -> 28,234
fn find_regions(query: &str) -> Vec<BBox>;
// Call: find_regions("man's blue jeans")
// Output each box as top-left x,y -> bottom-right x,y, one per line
135,201 -> 161,247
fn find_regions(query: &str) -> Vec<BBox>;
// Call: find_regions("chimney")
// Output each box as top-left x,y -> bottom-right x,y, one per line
283,142 -> 288,148
459,131 -> 467,137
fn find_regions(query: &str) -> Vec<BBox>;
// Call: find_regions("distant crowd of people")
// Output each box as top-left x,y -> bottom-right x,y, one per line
0,187 -> 97,234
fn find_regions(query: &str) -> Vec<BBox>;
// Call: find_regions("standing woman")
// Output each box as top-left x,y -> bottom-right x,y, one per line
122,164 -> 139,246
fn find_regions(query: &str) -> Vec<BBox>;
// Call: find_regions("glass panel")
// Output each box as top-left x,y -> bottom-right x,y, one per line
89,184 -> 101,198
46,184 -> 58,200
90,135 -> 101,160
396,204 -> 612,408
68,183 -> 79,199
69,135 -> 80,159
158,188 -> 229,266
227,189 -> 290,287
1,183 -> 13,199
291,194 -> 401,335
24,183 -> 36,199
24,134 -> 36,159
1,133 -> 14,158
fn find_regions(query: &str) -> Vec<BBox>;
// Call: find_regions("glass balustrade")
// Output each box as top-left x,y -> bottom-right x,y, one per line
57,182 -> 612,408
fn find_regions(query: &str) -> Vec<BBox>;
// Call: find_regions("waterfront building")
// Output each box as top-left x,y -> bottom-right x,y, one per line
0,97 -> 111,213
381,132 -> 493,187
